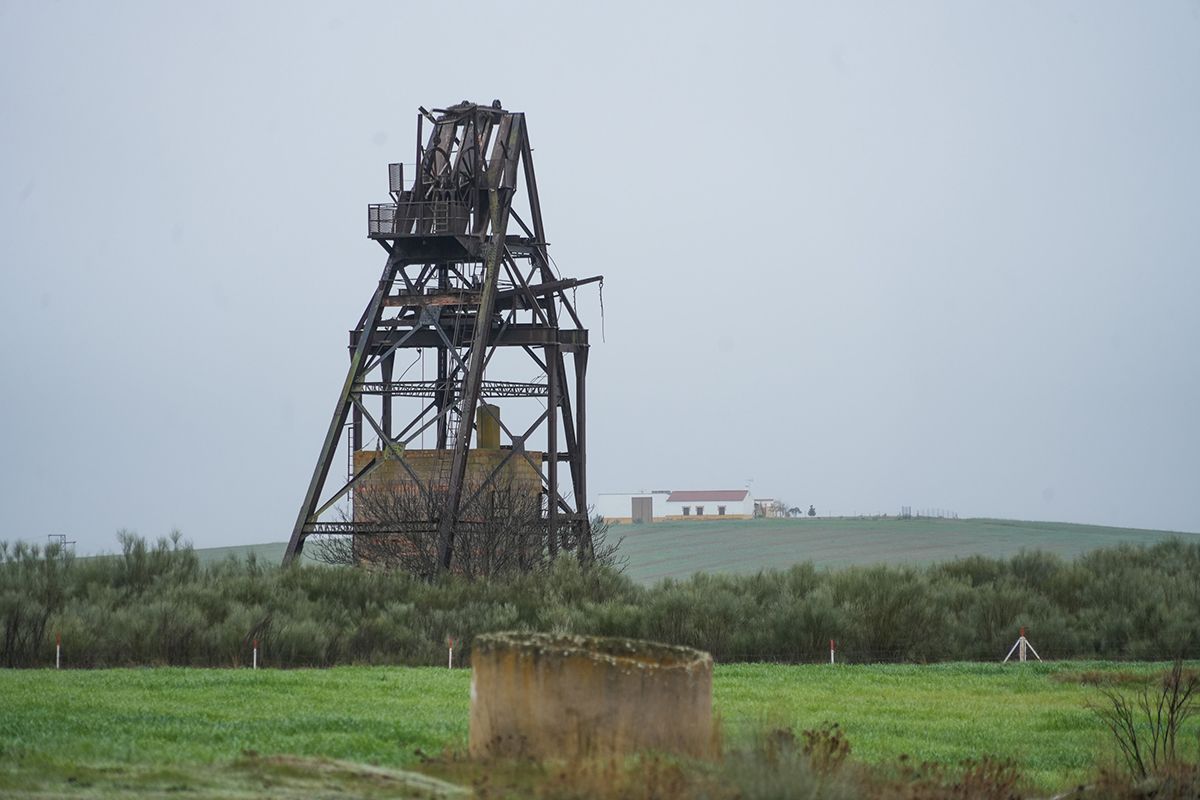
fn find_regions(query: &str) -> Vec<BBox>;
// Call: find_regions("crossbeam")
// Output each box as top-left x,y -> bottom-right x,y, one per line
354,379 -> 548,398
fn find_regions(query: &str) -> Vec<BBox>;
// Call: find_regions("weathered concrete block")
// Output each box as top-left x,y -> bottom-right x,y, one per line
469,632 -> 714,760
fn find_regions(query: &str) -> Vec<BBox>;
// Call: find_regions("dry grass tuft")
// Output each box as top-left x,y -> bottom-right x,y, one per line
1051,670 -> 1150,687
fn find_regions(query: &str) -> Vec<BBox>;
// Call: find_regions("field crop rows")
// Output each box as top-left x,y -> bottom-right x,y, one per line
192,518 -> 1195,585
3,661 -> 1194,796
614,517 -> 1193,583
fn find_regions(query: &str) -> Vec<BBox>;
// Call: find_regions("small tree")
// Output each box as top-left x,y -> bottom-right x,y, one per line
1090,659 -> 1199,779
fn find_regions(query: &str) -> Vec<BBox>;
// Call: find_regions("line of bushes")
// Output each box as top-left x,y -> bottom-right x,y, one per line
2,532 -> 1199,667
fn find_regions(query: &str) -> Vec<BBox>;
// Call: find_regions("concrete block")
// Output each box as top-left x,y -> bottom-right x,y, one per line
469,632 -> 713,760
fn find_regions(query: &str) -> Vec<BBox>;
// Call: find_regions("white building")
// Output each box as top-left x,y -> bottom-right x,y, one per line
596,490 -> 670,523
598,489 -> 754,523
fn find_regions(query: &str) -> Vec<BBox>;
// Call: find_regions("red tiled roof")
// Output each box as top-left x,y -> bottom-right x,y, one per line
666,490 -> 749,503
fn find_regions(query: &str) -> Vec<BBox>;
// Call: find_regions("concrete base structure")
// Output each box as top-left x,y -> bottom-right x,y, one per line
352,447 -> 543,502
469,632 -> 714,760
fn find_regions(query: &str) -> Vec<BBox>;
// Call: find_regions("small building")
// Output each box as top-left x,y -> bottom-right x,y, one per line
598,489 -> 754,523
664,490 -> 754,520
596,491 -> 671,524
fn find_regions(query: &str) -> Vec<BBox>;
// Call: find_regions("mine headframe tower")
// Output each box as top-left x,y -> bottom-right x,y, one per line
283,101 -> 599,570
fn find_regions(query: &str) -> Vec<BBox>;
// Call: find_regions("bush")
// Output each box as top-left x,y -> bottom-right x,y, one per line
1090,660 -> 1199,779
2,533 -> 1200,667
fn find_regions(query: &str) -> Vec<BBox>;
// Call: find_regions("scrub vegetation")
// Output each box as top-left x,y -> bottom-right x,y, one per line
2,533 -> 1200,668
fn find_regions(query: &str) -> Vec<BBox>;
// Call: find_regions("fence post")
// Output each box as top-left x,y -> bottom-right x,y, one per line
253,638 -> 258,670
830,639 -> 836,665
55,632 -> 61,670
448,637 -> 454,669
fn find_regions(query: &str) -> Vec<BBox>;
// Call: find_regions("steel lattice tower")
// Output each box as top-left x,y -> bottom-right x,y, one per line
283,101 -> 598,569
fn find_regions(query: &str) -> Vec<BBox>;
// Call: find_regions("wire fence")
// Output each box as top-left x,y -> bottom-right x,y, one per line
714,651 -> 1200,665
26,638 -> 1200,671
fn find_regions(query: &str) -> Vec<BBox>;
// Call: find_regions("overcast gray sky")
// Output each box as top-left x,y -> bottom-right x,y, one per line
2,1 -> 1198,553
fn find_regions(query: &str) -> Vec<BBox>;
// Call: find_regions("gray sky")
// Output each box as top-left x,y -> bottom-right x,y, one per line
2,1 -> 1198,553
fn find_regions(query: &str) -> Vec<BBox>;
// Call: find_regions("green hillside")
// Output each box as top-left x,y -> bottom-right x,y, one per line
613,516 -> 1194,583
195,517 -> 1196,584
193,541 -> 289,565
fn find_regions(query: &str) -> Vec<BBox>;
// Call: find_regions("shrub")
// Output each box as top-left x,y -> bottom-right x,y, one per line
3,532 -> 1200,667
1090,659 -> 1199,779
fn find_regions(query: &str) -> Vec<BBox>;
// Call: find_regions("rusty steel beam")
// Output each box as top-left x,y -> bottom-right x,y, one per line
436,114 -> 523,570
283,253 -> 400,565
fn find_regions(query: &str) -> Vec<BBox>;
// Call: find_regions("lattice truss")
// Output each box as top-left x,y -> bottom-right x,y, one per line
284,101 -> 600,570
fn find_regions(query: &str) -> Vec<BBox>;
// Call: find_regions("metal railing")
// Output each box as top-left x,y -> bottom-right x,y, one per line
368,200 -> 471,237
388,163 -> 405,194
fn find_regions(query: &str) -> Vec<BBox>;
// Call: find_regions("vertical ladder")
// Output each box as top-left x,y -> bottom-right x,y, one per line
439,404 -> 462,492
432,197 -> 450,234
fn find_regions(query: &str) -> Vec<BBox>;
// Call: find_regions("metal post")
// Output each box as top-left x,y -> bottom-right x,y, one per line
547,346 -> 559,557
352,403 -> 363,452
381,353 -> 394,440
436,264 -> 449,449
574,348 -> 588,558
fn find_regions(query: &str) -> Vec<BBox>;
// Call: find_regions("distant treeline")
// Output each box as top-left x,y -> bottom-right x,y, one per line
2,533 -> 1198,668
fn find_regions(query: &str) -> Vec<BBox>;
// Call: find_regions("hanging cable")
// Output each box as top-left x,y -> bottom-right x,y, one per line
599,278 -> 606,343
397,349 -> 422,380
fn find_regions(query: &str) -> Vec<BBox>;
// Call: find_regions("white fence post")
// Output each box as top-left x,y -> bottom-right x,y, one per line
55,632 -> 61,669
253,638 -> 258,670
448,637 -> 454,669
830,639 -> 836,665
1003,627 -> 1042,663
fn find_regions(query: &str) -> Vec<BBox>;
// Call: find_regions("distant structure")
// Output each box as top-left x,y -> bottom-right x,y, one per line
753,497 -> 786,518
46,534 -> 75,554
898,506 -> 958,520
284,101 -> 600,570
597,490 -> 755,523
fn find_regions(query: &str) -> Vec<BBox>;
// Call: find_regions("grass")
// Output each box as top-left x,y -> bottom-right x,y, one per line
715,662 -> 1138,791
2,661 -> 1195,797
0,667 -> 465,768
189,517 -> 1196,583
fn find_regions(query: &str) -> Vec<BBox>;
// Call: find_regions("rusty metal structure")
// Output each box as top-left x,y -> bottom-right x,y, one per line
283,101 -> 599,569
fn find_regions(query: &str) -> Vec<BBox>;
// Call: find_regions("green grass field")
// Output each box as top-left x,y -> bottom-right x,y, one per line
613,517 -> 1194,583
2,662 -> 1193,797
195,517 -> 1196,584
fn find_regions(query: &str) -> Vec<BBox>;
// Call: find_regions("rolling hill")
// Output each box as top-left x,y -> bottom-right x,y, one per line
192,517 -> 1197,584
